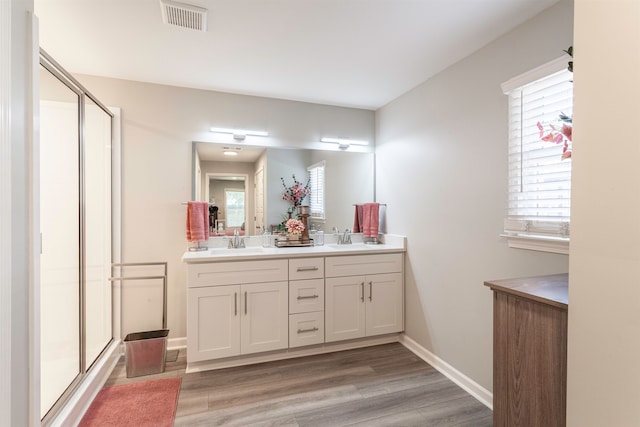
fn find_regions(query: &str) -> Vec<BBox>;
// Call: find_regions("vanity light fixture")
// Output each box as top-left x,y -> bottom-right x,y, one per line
320,137 -> 369,149
210,127 -> 269,141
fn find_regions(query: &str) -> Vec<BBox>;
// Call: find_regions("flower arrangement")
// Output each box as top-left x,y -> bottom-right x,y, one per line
537,46 -> 573,160
285,218 -> 305,235
281,174 -> 310,207
537,113 -> 572,160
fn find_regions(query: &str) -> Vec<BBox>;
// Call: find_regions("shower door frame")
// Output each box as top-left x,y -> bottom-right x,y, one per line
39,49 -> 121,426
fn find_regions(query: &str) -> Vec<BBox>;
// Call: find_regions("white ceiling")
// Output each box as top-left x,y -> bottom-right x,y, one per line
34,0 -> 559,110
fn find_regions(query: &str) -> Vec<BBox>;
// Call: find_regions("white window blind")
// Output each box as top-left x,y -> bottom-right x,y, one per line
503,58 -> 573,243
307,161 -> 325,220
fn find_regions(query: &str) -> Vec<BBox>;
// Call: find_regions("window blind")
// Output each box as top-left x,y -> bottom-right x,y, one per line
307,161 -> 325,220
504,63 -> 573,240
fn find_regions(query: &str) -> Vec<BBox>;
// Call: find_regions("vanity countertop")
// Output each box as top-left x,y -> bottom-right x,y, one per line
182,234 -> 406,263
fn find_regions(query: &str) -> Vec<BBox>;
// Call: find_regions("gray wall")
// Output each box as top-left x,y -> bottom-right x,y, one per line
73,75 -> 375,339
375,0 -> 573,392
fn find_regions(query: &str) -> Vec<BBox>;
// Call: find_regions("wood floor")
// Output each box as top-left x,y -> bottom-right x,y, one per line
106,343 -> 493,426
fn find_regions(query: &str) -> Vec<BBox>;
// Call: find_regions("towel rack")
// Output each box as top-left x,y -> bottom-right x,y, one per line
109,262 -> 168,329
353,203 -> 387,206
181,202 -> 215,205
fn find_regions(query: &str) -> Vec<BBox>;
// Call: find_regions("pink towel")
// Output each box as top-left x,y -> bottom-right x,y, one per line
186,201 -> 209,242
353,205 -> 364,233
362,203 -> 379,238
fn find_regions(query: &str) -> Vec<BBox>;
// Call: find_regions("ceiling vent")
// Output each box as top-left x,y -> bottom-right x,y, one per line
160,0 -> 208,32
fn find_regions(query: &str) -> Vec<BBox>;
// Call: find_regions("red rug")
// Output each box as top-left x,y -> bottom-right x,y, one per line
79,377 -> 181,427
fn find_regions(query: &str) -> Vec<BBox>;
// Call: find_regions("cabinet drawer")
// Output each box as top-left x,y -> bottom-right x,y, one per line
188,259 -> 288,287
325,253 -> 403,277
289,312 -> 325,348
289,257 -> 324,280
289,278 -> 324,314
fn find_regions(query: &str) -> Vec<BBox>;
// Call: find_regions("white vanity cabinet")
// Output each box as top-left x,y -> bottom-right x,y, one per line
183,241 -> 406,371
325,254 -> 404,343
187,260 -> 288,363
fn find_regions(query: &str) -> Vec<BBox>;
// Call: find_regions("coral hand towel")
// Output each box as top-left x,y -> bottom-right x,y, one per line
362,202 -> 380,238
186,201 -> 209,242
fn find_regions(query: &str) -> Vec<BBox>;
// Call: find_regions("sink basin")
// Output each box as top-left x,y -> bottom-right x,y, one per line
326,243 -> 373,251
207,247 -> 266,254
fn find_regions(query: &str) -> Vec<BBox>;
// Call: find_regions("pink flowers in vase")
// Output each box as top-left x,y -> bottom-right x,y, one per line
537,113 -> 572,160
285,219 -> 305,235
281,174 -> 310,207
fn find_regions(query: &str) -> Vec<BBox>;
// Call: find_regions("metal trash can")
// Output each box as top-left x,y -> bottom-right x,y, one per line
110,262 -> 170,378
124,329 -> 169,378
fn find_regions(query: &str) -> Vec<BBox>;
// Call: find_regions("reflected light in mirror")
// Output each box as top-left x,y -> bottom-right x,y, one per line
210,127 -> 269,137
320,137 -> 369,146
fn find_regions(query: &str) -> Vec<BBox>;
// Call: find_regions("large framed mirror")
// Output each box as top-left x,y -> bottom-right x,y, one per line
192,142 -> 374,236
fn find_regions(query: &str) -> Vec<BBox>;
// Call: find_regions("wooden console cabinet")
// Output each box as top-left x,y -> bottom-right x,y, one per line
484,274 -> 568,427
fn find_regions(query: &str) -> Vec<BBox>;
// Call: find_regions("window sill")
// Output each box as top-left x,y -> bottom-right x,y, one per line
502,234 -> 569,255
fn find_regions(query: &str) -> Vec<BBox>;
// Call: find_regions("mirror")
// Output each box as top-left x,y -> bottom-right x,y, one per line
193,142 -> 375,236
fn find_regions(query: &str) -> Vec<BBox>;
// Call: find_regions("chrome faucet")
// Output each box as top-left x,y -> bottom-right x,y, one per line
227,229 -> 245,249
338,228 -> 352,245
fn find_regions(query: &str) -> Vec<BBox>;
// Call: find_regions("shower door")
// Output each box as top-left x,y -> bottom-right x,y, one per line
39,52 -> 114,420
39,63 -> 82,419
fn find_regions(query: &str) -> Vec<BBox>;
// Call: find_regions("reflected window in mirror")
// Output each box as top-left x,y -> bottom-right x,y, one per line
225,189 -> 245,228
307,161 -> 325,220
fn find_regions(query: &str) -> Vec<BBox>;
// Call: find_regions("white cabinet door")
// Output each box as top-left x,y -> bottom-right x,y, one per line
365,273 -> 404,336
241,281 -> 289,355
325,276 -> 366,342
187,285 -> 241,362
326,273 -> 404,343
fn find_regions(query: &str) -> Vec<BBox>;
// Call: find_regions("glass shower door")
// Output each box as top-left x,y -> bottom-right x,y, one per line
84,96 -> 113,369
39,52 -> 114,420
39,64 -> 81,418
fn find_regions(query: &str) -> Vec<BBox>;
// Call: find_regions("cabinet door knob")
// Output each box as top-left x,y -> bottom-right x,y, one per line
234,292 -> 238,316
297,327 -> 319,334
297,266 -> 319,272
369,281 -> 373,301
244,291 -> 248,315
361,282 -> 365,302
297,294 -> 319,300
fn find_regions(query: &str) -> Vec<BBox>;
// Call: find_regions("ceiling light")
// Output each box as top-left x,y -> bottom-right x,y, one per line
320,137 -> 369,147
210,127 -> 269,140
222,146 -> 240,156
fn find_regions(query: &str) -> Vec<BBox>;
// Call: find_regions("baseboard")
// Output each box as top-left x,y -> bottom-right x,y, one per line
168,336 -> 187,350
47,339 -> 122,427
186,334 -> 400,373
399,334 -> 493,410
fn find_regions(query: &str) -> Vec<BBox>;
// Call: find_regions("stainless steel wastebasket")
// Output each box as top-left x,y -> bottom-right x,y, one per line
124,329 -> 169,378
110,262 -> 170,378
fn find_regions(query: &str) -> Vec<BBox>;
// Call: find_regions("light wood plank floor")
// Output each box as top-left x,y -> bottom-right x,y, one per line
106,343 -> 492,426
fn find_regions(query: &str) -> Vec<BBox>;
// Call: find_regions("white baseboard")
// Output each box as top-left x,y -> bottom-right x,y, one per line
186,334 -> 400,373
48,339 -> 122,427
168,336 -> 187,350
399,334 -> 493,410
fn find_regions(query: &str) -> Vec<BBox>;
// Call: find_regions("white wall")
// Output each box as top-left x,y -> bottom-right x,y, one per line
376,0 -> 573,392
70,75 -> 375,339
5,1 -> 37,425
567,1 -> 640,425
